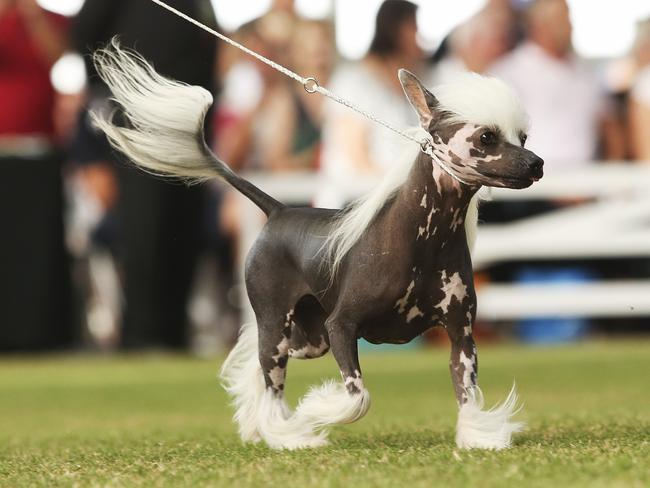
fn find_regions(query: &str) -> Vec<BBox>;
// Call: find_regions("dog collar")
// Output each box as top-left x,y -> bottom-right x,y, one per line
420,137 -> 470,186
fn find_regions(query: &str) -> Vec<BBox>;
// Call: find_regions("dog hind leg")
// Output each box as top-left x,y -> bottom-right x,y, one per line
255,311 -> 329,449
221,313 -> 328,450
219,322 -> 265,443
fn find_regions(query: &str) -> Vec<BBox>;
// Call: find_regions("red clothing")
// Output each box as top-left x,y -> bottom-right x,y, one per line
0,8 -> 66,138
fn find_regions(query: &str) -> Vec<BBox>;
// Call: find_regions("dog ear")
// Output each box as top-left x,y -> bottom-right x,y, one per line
398,69 -> 439,128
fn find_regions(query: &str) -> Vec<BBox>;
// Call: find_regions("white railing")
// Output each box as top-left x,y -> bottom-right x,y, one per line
237,164 -> 650,321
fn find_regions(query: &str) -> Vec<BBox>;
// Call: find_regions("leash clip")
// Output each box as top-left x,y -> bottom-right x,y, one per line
419,137 -> 434,156
419,136 -> 469,185
303,77 -> 320,94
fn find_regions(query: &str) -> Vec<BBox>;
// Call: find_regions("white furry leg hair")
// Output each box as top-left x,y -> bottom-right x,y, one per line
221,323 -> 368,449
219,323 -> 308,448
245,380 -> 370,450
292,379 -> 371,431
219,323 -> 266,443
455,384 -> 524,450
221,323 -> 306,448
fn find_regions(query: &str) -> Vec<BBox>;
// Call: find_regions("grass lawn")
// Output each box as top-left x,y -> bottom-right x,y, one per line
0,339 -> 648,487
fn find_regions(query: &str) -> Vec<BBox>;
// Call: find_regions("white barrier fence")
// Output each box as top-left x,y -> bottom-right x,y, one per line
238,164 -> 650,322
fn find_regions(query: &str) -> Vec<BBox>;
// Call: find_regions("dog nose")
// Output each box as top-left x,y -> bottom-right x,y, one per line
529,156 -> 544,173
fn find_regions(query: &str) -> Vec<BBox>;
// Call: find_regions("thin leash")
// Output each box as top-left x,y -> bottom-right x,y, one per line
147,0 -> 465,184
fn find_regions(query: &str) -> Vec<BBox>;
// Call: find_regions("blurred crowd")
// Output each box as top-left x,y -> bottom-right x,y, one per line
1,0 -> 649,352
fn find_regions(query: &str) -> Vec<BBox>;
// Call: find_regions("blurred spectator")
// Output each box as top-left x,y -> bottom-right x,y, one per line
486,0 -> 628,342
260,19 -> 334,172
430,0 -> 524,65
71,0 -> 218,350
432,3 -> 517,83
215,24 -> 287,171
215,1 -> 299,171
316,0 -> 422,208
491,0 -> 625,167
0,0 -> 73,351
629,18 -> 650,162
252,0 -> 296,66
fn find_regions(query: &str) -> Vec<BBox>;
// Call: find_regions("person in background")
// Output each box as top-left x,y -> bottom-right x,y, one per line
487,0 -> 628,343
72,0 -> 218,350
258,19 -> 334,172
215,0 -> 299,172
430,0 -> 524,65
215,22 -> 288,172
490,0 -> 625,167
431,3 -> 516,84
316,0 -> 422,208
0,0 -> 72,351
629,18 -> 650,162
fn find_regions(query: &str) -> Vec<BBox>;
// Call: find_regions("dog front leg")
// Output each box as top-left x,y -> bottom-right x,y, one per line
446,315 -> 523,450
448,327 -> 478,404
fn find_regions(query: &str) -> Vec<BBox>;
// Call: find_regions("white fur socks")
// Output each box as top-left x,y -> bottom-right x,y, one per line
455,384 -> 524,449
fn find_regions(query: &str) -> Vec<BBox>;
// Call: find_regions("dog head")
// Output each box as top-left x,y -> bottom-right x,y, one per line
399,70 -> 543,188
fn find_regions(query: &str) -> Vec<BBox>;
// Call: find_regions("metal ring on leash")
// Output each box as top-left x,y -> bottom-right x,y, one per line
303,77 -> 320,94
420,138 -> 433,154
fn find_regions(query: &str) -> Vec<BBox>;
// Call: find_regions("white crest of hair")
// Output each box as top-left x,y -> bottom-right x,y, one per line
90,39 -> 218,182
435,72 -> 529,145
324,128 -> 423,277
465,194 -> 479,253
464,187 -> 492,252
455,383 -> 525,449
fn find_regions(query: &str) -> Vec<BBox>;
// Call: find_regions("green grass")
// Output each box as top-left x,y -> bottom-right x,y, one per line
0,340 -> 648,487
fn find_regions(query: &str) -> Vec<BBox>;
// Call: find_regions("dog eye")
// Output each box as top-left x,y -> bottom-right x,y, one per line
480,131 -> 497,145
520,133 -> 528,146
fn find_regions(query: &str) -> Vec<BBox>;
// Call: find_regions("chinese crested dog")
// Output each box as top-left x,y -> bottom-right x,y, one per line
92,41 -> 543,450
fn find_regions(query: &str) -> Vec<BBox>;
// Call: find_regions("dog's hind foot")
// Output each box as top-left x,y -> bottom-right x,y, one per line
258,380 -> 371,450
257,389 -> 328,450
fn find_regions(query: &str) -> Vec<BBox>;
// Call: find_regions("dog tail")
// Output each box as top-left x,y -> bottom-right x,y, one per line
90,39 -> 282,216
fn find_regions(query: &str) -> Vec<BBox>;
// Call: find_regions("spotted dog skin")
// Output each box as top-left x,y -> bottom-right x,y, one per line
246,71 -> 543,403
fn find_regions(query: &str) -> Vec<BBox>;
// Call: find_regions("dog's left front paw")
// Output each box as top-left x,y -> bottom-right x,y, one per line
455,384 -> 524,450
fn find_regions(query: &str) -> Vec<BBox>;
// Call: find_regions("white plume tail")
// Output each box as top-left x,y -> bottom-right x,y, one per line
90,39 -> 282,215
90,39 -> 217,182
